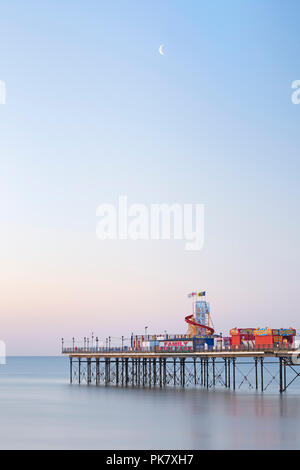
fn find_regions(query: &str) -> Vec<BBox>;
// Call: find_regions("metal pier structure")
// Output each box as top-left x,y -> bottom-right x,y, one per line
62,347 -> 300,393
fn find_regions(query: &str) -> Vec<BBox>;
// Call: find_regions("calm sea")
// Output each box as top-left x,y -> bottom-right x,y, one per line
0,356 -> 300,450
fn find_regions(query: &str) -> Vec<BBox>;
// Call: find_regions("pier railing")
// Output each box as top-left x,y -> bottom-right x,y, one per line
62,343 -> 295,355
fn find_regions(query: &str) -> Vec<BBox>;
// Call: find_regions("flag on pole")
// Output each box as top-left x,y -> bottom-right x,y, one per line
197,291 -> 206,297
187,292 -> 196,298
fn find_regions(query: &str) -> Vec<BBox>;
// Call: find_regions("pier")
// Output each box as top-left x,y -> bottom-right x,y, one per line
62,292 -> 299,394
62,344 -> 300,393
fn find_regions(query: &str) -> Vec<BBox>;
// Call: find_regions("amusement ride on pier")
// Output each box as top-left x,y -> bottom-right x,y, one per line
185,291 -> 215,337
62,291 -> 300,393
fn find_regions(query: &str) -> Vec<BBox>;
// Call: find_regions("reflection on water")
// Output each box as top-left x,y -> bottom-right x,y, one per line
0,357 -> 299,449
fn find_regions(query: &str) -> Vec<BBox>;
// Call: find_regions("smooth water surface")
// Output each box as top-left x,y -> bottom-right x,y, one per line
0,357 -> 300,449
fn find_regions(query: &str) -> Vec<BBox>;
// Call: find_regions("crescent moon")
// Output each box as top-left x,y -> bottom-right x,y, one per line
159,45 -> 164,55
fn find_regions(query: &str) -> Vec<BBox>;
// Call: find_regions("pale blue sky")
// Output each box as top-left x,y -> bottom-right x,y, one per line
0,0 -> 299,354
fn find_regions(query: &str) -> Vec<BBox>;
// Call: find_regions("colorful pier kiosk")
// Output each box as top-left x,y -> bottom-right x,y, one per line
62,292 -> 300,393
230,327 -> 296,349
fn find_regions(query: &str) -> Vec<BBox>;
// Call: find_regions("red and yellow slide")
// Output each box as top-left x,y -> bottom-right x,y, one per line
185,314 -> 214,336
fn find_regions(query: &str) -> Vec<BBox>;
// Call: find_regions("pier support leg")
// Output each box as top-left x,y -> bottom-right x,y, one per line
225,358 -> 227,388
142,359 -> 145,387
206,358 -> 209,388
104,358 -> 108,386
125,358 -> 129,386
212,358 -> 215,387
201,358 -> 203,386
78,357 -> 81,385
88,358 -> 91,385
163,359 -> 166,387
149,359 -> 152,388
255,358 -> 258,390
260,358 -> 264,392
194,358 -> 197,386
145,359 -> 148,385
135,359 -> 137,386
116,358 -> 119,386
174,358 -> 176,386
159,358 -> 162,388
182,358 -> 185,388
279,357 -> 283,393
180,359 -> 182,387
233,358 -> 236,391
228,359 -> 231,389
132,359 -> 135,387
96,358 -> 99,386
70,357 -> 72,384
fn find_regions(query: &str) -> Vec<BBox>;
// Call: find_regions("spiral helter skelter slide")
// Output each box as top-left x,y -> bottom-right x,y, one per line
185,314 -> 214,336
185,291 -> 215,337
